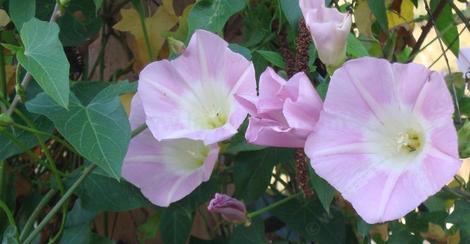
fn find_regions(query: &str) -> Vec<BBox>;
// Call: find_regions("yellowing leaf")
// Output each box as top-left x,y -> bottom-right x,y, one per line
354,0 -> 374,37
387,0 -> 415,30
113,0 -> 178,69
0,9 -> 10,27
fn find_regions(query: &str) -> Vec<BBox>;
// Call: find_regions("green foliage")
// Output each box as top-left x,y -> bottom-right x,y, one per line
279,0 -> 302,28
229,220 -> 266,244
160,205 -> 193,244
255,50 -> 286,69
67,170 -> 149,212
188,0 -> 246,37
234,148 -> 294,203
17,18 -> 70,108
447,199 -> 470,242
309,167 -> 335,214
272,197 -> 346,243
8,0 -> 35,29
430,0 -> 459,56
367,0 -> 388,32
26,82 -> 135,179
346,34 -> 369,58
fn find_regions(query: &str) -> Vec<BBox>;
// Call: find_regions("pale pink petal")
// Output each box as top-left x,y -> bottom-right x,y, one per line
138,30 -> 256,144
245,117 -> 306,148
299,0 -> 325,18
122,94 -> 220,207
306,57 -> 461,224
457,48 -> 470,78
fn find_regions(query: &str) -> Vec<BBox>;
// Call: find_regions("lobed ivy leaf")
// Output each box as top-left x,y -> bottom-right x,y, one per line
26,81 -> 135,179
17,18 -> 70,108
160,205 -> 193,244
8,0 -> 35,29
188,0 -> 246,37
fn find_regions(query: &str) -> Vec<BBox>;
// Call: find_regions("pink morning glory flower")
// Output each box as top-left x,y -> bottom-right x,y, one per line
208,193 -> 247,223
305,57 -> 461,224
235,67 -> 323,148
122,94 -> 220,207
302,3 -> 352,67
457,48 -> 470,79
299,0 -> 325,19
138,30 -> 256,145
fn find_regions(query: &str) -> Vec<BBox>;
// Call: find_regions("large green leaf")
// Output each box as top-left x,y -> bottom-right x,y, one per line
68,170 -> 149,212
26,82 -> 135,178
367,0 -> 388,32
447,199 -> 470,242
255,50 -> 286,69
430,0 -> 459,56
229,220 -> 265,244
8,0 -> 35,29
188,0 -> 246,37
160,205 -> 193,244
346,34 -> 369,58
309,167 -> 336,214
280,0 -> 302,28
17,18 -> 70,108
233,148 -> 294,203
272,198 -> 346,243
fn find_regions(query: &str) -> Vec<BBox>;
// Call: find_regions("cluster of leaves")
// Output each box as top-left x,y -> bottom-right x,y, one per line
0,0 -> 468,243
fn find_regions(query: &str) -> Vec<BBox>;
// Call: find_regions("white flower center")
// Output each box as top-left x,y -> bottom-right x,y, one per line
181,81 -> 231,129
364,107 -> 427,169
160,139 -> 210,175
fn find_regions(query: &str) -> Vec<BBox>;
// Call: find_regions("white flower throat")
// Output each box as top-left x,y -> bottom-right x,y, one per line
395,129 -> 422,154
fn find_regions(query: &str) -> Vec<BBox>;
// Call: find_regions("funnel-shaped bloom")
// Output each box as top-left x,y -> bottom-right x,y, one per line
122,94 -> 219,207
457,48 -> 470,79
208,193 -> 247,223
299,0 -> 325,19
138,30 -> 256,145
303,5 -> 352,67
305,57 -> 461,224
235,67 -> 322,148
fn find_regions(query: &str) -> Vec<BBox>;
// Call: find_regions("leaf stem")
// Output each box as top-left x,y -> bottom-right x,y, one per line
0,199 -> 18,241
0,37 -> 7,112
19,189 -> 57,241
247,192 -> 303,219
22,164 -> 97,244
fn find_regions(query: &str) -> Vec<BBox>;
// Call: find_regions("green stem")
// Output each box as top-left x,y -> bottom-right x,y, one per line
131,123 -> 147,137
247,192 -> 303,219
22,164 -> 97,244
19,189 -> 57,241
132,0 -> 153,62
0,38 -> 7,111
0,199 -> 18,241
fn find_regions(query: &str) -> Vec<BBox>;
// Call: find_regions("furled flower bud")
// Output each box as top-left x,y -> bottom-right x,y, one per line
208,193 -> 247,223
303,5 -> 352,69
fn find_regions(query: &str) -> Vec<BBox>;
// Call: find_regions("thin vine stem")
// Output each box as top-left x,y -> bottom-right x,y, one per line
19,189 -> 57,241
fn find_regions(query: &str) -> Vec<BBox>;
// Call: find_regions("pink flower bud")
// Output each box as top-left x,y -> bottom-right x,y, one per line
208,193 -> 247,223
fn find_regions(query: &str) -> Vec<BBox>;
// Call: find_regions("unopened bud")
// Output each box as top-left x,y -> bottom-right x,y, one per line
208,193 -> 247,224
168,37 -> 186,55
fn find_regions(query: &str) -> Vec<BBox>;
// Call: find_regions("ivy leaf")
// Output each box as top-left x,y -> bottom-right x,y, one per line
346,34 -> 369,58
447,200 -> 470,242
367,0 -> 388,32
68,170 -> 150,212
8,0 -> 35,29
256,50 -> 286,69
26,81 -> 135,179
17,18 -> 70,108
229,220 -> 266,244
280,0 -> 302,28
188,0 -> 246,37
160,205 -> 193,244
309,167 -> 336,214
113,0 -> 178,68
234,148 -> 294,203
430,0 -> 459,56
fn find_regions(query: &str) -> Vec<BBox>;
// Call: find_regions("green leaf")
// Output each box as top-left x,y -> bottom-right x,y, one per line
229,43 -> 252,60
26,81 -> 135,178
367,0 -> 388,32
138,213 -> 160,243
458,121 -> 470,158
229,220 -> 266,244
93,0 -> 103,10
346,34 -> 369,58
0,107 -> 54,161
57,0 -> 103,46
160,205 -> 193,244
388,223 -> 423,244
272,198 -> 346,243
68,170 -> 149,212
1,225 -> 18,244
308,167 -> 335,214
8,0 -> 36,29
255,50 -> 286,69
225,121 -> 265,155
316,82 -> 329,101
430,0 -> 459,56
280,0 -> 302,28
447,199 -> 470,242
234,148 -> 294,203
17,18 -> 70,108
188,0 -> 246,37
